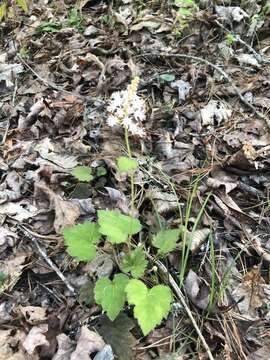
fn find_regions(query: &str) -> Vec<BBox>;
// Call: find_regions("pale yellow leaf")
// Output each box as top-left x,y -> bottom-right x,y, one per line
17,0 -> 28,14
0,2 -> 7,22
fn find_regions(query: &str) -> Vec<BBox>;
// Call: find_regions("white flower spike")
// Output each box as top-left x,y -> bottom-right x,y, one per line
107,77 -> 146,137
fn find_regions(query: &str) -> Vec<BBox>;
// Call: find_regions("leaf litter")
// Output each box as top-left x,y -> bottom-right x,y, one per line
1,0 -> 270,358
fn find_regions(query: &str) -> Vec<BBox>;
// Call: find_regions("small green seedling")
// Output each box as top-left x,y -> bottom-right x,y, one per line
225,33 -> 236,46
174,0 -> 198,36
117,156 -> 138,173
71,166 -> 93,182
0,272 -> 6,287
67,8 -> 83,31
37,21 -> 61,34
97,166 -> 107,177
159,73 -> 176,83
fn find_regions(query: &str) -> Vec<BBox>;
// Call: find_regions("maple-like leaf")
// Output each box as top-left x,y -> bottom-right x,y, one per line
117,156 -> 138,173
120,247 -> 148,278
98,210 -> 142,244
152,229 -> 180,254
71,166 -> 93,182
63,222 -> 101,261
94,274 -> 129,321
126,279 -> 172,336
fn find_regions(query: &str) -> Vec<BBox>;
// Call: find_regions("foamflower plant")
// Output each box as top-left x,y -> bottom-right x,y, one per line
107,77 -> 146,137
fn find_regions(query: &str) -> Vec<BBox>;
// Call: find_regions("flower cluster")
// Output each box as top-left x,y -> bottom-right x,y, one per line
107,77 -> 146,137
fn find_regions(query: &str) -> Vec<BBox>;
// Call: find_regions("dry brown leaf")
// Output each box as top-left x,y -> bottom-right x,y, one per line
0,226 -> 18,251
20,306 -> 47,325
247,345 -> 270,360
22,324 -> 49,355
53,196 -> 80,234
70,326 -> 105,360
34,181 -> 80,234
232,267 -> 265,321
0,329 -> 31,360
0,253 -> 28,292
207,168 -> 238,194
52,334 -> 75,360
184,270 -> 210,310
201,100 -> 232,126
190,228 -> 210,254
146,188 -> 179,214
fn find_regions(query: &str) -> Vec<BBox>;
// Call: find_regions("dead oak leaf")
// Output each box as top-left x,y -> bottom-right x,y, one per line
34,181 -> 80,234
0,329 -> 30,360
70,326 -> 105,360
22,324 -> 49,355
53,195 -> 80,234
52,334 -> 74,360
19,306 -> 47,325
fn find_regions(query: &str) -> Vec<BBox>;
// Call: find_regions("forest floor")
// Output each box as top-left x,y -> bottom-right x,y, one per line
1,0 -> 270,359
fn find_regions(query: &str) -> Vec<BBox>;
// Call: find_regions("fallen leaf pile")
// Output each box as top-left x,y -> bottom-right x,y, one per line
1,0 -> 270,358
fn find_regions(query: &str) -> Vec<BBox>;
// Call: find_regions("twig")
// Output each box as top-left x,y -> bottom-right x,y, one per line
0,120 -> 10,146
148,254 -> 215,360
18,225 -> 76,295
214,20 -> 270,65
138,52 -> 270,129
256,144 -> 270,156
37,281 -> 64,304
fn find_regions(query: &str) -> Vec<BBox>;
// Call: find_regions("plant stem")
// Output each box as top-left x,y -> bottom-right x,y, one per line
124,127 -> 135,211
124,127 -> 132,158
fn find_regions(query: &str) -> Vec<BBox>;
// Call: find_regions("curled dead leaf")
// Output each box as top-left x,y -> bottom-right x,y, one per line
19,306 -> 47,325
22,324 -> 49,355
70,326 -> 105,360
185,270 -> 210,310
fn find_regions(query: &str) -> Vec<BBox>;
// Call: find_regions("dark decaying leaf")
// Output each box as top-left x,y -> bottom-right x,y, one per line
97,313 -> 136,360
79,281 -> 95,306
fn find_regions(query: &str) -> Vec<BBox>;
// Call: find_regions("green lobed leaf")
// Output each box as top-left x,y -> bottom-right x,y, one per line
17,0 -> 28,13
117,156 -> 138,173
37,22 -> 61,34
159,73 -> 175,82
94,274 -> 129,321
0,272 -> 6,287
98,210 -> 142,244
63,221 -> 101,261
97,166 -> 107,177
71,166 -> 93,182
120,247 -> 148,278
126,279 -> 172,336
152,229 -> 180,254
0,2 -> 7,21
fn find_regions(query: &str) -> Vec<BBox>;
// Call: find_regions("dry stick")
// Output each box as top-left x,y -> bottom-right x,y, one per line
19,225 -> 76,295
139,52 -> 270,129
148,254 -> 215,360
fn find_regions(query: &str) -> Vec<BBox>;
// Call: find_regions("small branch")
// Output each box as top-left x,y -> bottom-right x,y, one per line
19,225 -> 76,295
138,52 -> 270,129
148,254 -> 215,360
